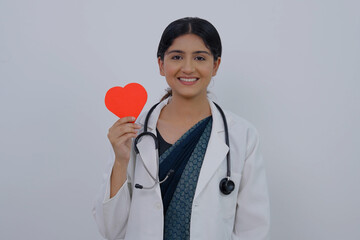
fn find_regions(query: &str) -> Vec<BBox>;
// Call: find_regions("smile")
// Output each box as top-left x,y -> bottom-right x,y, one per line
178,77 -> 199,82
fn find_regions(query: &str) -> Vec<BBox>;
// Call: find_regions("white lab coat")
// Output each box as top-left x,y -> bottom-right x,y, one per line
93,99 -> 270,240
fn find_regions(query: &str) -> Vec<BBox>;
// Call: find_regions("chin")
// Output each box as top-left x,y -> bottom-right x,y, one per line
173,90 -> 207,100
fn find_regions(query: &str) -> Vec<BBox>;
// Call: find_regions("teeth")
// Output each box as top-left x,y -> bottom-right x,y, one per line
179,78 -> 197,82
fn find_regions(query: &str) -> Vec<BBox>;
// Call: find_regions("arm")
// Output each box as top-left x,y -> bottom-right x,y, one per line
92,146 -> 134,240
110,159 -> 128,198
93,117 -> 139,240
232,127 -> 270,240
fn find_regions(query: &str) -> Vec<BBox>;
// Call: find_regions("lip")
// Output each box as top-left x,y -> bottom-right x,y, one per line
177,77 -> 199,85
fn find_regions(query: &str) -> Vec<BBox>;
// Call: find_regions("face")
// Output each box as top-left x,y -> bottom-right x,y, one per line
158,34 -> 221,100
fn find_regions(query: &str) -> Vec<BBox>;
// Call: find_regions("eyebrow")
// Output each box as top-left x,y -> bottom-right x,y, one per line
166,50 -> 211,55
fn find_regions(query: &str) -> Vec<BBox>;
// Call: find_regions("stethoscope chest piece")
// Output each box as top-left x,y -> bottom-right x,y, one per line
219,177 -> 235,195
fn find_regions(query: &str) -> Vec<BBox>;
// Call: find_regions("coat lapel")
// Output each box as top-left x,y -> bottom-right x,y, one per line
194,101 -> 229,199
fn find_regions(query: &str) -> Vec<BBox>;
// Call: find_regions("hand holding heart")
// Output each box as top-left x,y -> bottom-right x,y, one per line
107,116 -> 141,163
105,83 -> 147,163
107,116 -> 141,197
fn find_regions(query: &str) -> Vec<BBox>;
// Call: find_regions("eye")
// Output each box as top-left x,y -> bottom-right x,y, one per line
195,56 -> 206,61
171,55 -> 182,60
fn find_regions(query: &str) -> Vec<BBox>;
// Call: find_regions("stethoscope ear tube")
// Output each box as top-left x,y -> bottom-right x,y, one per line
134,132 -> 158,154
134,102 -> 161,154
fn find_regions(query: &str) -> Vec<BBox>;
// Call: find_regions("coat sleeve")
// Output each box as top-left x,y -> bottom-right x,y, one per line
232,126 -> 270,240
92,144 -> 135,240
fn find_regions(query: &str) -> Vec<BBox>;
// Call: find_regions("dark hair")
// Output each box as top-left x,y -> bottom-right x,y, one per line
157,17 -> 222,101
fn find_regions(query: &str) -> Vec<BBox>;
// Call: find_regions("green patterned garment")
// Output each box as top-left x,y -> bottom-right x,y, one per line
160,117 -> 212,240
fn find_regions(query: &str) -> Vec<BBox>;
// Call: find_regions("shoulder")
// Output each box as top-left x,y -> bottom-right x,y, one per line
222,109 -> 261,157
223,109 -> 259,136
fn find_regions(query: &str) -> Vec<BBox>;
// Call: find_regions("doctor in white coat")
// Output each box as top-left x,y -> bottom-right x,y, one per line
93,17 -> 270,240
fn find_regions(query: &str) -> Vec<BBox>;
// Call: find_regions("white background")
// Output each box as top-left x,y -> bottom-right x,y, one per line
1,0 -> 359,239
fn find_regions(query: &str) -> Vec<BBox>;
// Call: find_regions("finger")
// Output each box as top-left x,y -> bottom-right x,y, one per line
125,122 -> 142,129
115,132 -> 138,144
109,121 -> 141,134
108,124 -> 139,140
111,122 -> 139,131
114,123 -> 140,134
114,116 -> 136,126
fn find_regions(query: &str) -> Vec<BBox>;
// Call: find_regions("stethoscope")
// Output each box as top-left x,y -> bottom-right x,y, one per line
133,102 -> 235,195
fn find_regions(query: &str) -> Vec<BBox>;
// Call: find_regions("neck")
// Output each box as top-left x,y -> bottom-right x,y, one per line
161,94 -> 211,124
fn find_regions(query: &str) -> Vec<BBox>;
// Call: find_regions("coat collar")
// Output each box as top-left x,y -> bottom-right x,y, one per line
135,98 -> 231,199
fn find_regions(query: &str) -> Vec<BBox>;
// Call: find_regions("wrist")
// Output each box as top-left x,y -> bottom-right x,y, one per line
113,158 -> 128,170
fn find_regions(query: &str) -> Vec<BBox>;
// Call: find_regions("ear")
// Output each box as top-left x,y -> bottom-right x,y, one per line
212,57 -> 221,77
158,57 -> 165,76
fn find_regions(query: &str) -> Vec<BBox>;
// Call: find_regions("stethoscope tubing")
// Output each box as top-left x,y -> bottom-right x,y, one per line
133,101 -> 234,194
213,102 -> 231,178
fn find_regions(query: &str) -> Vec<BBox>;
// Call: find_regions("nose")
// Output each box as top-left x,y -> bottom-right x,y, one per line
181,58 -> 195,74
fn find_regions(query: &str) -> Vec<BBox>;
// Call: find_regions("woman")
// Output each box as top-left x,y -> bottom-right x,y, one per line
93,17 -> 270,240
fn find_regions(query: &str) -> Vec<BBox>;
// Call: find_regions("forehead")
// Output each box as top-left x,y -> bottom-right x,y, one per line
167,34 -> 209,52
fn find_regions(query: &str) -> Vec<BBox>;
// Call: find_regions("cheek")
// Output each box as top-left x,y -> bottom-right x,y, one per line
163,65 -> 178,77
163,67 -> 177,85
199,65 -> 215,77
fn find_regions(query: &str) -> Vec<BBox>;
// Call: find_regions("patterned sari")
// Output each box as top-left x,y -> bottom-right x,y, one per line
157,116 -> 213,240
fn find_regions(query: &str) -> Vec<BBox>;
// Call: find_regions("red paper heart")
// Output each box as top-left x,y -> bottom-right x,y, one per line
105,83 -> 147,120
